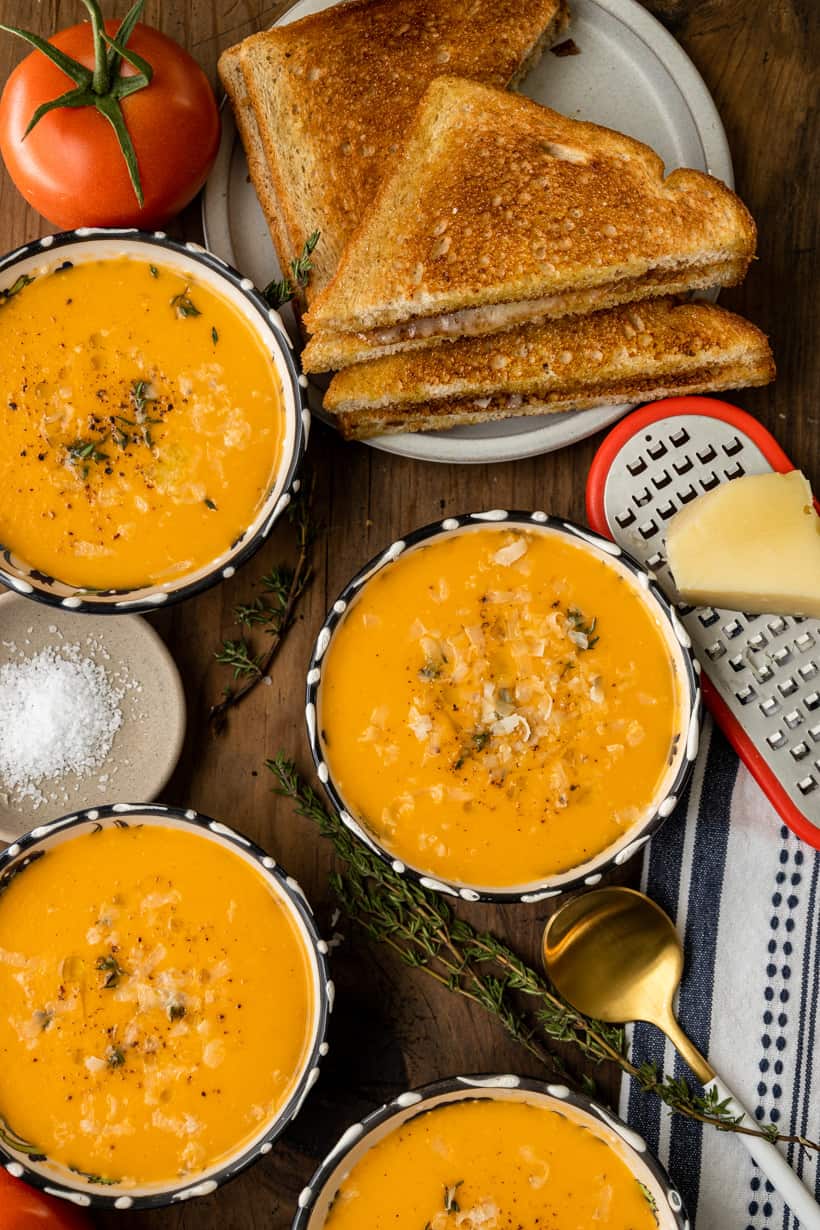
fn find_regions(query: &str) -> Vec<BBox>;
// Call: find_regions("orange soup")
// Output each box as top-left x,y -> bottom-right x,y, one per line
0,257 -> 284,590
0,825 -> 316,1185
320,526 -> 683,886
322,1098 -> 660,1229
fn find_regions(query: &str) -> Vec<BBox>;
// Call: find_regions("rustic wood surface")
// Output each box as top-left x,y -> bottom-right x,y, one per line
0,1 -> 817,1225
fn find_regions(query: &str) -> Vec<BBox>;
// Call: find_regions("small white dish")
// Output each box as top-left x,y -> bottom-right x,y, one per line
0,593 -> 185,839
203,0 -> 734,465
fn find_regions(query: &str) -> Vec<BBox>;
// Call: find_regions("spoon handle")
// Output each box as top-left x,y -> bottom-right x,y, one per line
707,1075 -> 820,1228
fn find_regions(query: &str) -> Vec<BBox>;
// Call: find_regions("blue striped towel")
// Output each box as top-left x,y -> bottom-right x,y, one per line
620,715 -> 820,1228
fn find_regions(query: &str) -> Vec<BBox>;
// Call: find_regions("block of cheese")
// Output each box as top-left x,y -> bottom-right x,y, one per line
665,469 -> 820,618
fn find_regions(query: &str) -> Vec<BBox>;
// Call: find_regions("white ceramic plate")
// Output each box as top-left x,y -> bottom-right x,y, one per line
203,0 -> 734,465
0,594 -> 186,839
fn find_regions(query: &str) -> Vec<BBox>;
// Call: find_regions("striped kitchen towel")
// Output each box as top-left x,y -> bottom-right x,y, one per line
620,716 -> 820,1229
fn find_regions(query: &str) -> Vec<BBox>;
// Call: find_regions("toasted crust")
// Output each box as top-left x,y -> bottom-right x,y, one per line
322,298 -> 775,437
217,45 -> 293,278
330,360 -> 774,437
304,76 -> 756,337
228,0 -> 569,301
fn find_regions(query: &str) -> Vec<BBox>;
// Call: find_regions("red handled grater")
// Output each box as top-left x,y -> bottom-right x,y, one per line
586,395 -> 820,849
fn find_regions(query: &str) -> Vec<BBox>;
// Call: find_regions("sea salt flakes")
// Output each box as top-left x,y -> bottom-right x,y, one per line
0,642 -> 136,809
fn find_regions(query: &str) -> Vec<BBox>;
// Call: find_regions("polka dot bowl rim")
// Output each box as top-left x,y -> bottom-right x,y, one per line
291,1073 -> 689,1230
0,229 -> 308,614
305,510 -> 702,904
0,802 -> 332,1209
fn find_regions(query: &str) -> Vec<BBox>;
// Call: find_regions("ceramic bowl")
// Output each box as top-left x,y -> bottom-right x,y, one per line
0,804 -> 332,1210
306,510 -> 701,903
292,1074 -> 689,1229
0,229 -> 308,614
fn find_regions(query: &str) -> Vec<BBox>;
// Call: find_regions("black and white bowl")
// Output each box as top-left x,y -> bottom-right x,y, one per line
292,1074 -> 689,1230
0,229 -> 308,614
0,804 -> 332,1210
306,511 -> 701,903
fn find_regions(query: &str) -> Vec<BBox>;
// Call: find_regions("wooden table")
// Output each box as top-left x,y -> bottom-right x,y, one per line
0,2 -> 817,1225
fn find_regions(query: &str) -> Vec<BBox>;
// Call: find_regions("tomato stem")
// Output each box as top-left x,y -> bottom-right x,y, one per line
78,0 -> 110,94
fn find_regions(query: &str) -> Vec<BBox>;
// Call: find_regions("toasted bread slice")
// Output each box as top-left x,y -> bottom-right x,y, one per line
223,0 -> 569,301
323,298 -> 774,438
303,77 -> 756,365
218,44 -> 292,271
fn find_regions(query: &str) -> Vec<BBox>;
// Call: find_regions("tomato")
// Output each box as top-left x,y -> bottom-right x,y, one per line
0,1170 -> 91,1229
0,14 -> 220,229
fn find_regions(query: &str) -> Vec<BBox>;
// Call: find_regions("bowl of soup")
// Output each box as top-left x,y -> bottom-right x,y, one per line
0,804 -> 331,1208
0,230 -> 307,612
292,1075 -> 688,1229
308,511 -> 700,901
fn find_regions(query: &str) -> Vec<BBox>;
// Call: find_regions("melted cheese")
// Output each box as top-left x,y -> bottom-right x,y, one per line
0,258 -> 285,589
323,1099 -> 659,1230
320,527 -> 683,886
0,826 -> 315,1185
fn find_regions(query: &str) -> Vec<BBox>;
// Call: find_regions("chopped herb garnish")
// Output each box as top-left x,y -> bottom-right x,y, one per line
171,288 -> 201,318
444,1181 -> 463,1213
67,438 -> 109,478
567,607 -> 599,649
167,1001 -> 186,1022
264,230 -> 320,309
149,264 -> 159,278
204,497 -> 218,511
131,379 -> 156,415
419,660 -> 442,681
637,1180 -> 659,1223
0,273 -> 34,304
107,1046 -> 125,1069
453,730 -> 489,771
68,1165 -> 119,1186
34,1009 -> 52,1031
95,954 -> 125,989
211,325 -> 219,344
69,440 -> 108,462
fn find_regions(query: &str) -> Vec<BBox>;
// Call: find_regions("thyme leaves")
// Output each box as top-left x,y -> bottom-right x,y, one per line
567,607 -> 599,650
444,1181 -> 463,1213
95,954 -> 125,989
264,231 -> 320,309
0,273 -> 34,304
209,476 -> 316,732
170,288 -> 201,318
269,757 -> 820,1158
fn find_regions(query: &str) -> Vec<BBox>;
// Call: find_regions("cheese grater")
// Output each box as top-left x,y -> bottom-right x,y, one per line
586,395 -> 820,849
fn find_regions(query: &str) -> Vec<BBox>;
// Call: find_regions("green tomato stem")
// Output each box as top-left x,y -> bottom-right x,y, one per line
77,0 -> 110,95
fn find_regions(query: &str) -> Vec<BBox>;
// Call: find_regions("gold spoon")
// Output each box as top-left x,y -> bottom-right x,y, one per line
543,887 -> 820,1228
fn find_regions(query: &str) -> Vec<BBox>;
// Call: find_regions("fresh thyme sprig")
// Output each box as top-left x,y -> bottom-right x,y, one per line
264,231 -> 320,309
268,757 -> 820,1156
209,477 -> 316,732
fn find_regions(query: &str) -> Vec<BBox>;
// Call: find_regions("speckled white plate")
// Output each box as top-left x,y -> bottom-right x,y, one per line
203,0 -> 734,464
0,593 -> 185,840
